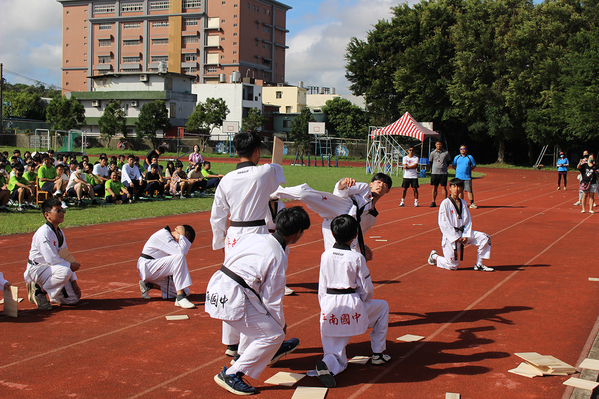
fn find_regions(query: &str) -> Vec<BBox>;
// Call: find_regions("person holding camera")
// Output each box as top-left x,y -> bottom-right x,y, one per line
578,153 -> 598,214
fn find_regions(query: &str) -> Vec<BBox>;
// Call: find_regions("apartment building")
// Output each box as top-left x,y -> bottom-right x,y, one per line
262,84 -> 307,114
57,0 -> 291,93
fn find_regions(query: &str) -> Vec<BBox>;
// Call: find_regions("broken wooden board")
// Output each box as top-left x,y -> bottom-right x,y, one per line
264,372 -> 305,387
563,377 -> 599,390
579,358 -> 599,371
445,394 -> 460,399
396,334 -> 425,342
291,387 -> 328,399
3,286 -> 18,317
165,315 -> 189,321
514,352 -> 575,375
588,277 -> 599,282
271,137 -> 284,165
508,362 -> 544,378
348,356 -> 370,365
0,297 -> 23,304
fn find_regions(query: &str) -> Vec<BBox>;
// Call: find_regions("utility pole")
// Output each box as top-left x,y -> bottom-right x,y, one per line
1,63 -> 3,134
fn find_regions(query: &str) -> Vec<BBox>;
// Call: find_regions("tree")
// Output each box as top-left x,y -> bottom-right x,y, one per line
321,97 -> 368,139
98,100 -> 127,146
289,107 -> 315,155
46,95 -> 86,131
186,97 -> 229,135
242,108 -> 269,133
2,91 -> 45,120
135,100 -> 170,148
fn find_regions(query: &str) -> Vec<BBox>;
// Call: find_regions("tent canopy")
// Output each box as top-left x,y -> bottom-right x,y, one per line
371,112 -> 440,142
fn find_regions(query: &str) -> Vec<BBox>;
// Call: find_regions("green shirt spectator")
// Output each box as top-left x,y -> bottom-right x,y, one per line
38,164 -> 57,189
105,179 -> 125,198
8,175 -> 30,192
23,171 -> 36,183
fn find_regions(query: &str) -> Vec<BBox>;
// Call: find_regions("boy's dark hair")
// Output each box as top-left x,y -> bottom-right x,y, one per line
42,198 -> 62,213
99,156 -> 108,162
110,170 -> 118,177
183,225 -> 196,243
275,206 -> 310,236
371,173 -> 392,189
48,149 -> 54,155
203,160 -> 211,166
157,147 -> 166,154
175,160 -> 184,169
118,154 -> 125,159
27,161 -> 35,168
13,163 -> 24,173
134,156 -> 140,162
110,161 -> 117,166
77,162 -> 84,169
233,131 -> 262,158
127,154 -> 135,160
70,159 -> 78,165
150,163 -> 158,169
449,178 -> 464,187
331,214 -> 358,244
14,149 -> 20,154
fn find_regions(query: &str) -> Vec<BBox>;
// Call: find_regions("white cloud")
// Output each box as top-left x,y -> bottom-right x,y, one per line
286,0 -> 398,95
0,0 -> 63,87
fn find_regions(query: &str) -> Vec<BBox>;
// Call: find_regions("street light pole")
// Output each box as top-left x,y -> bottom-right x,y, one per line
1,63 -> 3,134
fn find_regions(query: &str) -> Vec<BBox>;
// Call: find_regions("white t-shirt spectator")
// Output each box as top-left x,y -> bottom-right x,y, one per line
67,171 -> 87,191
121,163 -> 142,184
93,163 -> 109,178
403,155 -> 419,179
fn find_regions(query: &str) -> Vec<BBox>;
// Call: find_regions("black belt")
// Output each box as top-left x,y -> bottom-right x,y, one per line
327,288 -> 356,294
140,253 -> 155,260
28,259 -> 38,266
230,220 -> 266,227
454,226 -> 465,233
220,265 -> 269,315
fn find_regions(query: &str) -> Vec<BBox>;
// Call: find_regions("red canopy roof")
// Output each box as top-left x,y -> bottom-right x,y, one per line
371,112 -> 440,141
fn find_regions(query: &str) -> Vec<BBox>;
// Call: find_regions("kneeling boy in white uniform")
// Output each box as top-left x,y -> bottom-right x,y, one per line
314,214 -> 391,388
428,178 -> 493,271
138,225 -> 197,308
205,206 -> 310,395
24,198 -> 82,310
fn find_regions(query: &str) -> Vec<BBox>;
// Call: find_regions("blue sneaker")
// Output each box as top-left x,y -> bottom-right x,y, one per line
269,338 -> 299,365
214,367 -> 256,395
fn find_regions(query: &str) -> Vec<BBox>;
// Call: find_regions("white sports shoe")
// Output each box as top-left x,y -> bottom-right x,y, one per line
427,250 -> 437,265
474,264 -> 494,272
398,200 -> 405,207
574,201 -> 581,206
414,200 -> 419,207
175,297 -> 196,309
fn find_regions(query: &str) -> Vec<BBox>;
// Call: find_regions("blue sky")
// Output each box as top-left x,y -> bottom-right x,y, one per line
0,0 -> 398,94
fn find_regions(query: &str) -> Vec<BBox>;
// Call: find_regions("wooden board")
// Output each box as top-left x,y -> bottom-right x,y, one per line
0,297 -> 23,304
396,334 -> 425,342
588,277 -> 599,282
446,394 -> 460,399
3,286 -> 18,318
165,315 -> 189,321
348,356 -> 370,365
508,362 -> 543,378
515,352 -> 561,367
271,137 -> 284,165
264,372 -> 305,386
291,387 -> 328,399
563,377 -> 599,390
579,358 -> 599,371
58,247 -> 77,264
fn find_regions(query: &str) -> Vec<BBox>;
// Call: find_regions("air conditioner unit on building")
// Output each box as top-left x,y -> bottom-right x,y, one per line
92,100 -> 100,107
140,74 -> 148,82
131,100 -> 138,107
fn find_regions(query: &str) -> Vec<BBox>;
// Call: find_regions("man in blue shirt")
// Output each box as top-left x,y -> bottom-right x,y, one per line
452,145 -> 477,209
556,151 -> 569,190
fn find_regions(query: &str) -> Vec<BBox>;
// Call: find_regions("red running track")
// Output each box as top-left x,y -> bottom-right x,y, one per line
0,167 -> 597,399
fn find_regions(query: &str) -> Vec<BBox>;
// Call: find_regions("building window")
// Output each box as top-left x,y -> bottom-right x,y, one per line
276,91 -> 282,99
184,18 -> 198,26
286,106 -> 292,113
98,23 -> 112,30
233,59 -> 236,63
253,5 -> 256,10
121,2 -> 144,12
98,56 -> 111,63
233,23 -> 237,27
233,50 -> 237,54
222,19 -> 225,23
222,37 -> 225,41
151,55 -> 169,62
257,7 -> 259,12
123,22 -> 141,29
263,43 -> 270,50
183,36 -> 198,44
184,54 -> 197,61
233,42 -> 237,45
150,1 -> 170,10
233,32 -> 237,36
124,39 -> 142,46
123,56 -> 141,63
94,4 -> 115,13
206,66 -> 217,73
152,38 -> 168,45
262,59 -> 271,66
98,39 -> 112,47
182,0 -> 202,9
221,55 -> 225,59
234,4 -> 237,7
247,2 -> 250,8
263,26 -> 270,33
283,120 -> 291,128
234,14 -> 237,18
182,66 -> 197,73
152,21 -> 169,27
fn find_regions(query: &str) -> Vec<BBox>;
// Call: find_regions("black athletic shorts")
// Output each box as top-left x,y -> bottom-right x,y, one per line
430,174 -> 448,186
402,178 -> 419,189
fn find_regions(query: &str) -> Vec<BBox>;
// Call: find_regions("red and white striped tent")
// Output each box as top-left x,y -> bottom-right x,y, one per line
371,112 -> 440,140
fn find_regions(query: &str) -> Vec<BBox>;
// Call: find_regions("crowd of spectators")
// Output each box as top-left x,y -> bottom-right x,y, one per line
0,147 -> 222,212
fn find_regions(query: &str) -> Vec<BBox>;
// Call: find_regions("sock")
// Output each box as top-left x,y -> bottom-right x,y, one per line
176,293 -> 186,301
432,254 -> 438,260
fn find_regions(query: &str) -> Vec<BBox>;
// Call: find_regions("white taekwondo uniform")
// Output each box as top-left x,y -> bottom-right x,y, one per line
137,226 -> 192,298
317,243 -> 389,376
210,161 -> 285,346
205,233 -> 288,379
24,222 -> 79,305
436,197 -> 491,270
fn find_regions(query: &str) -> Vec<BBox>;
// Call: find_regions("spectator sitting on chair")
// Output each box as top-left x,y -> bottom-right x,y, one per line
187,163 -> 207,194
170,161 -> 192,198
135,156 -> 145,175
108,160 -> 120,179
164,161 -> 175,193
13,149 -> 25,166
117,154 -> 126,169
145,163 -> 164,198
23,161 -> 37,190
122,154 -> 147,200
201,161 -> 224,192
67,163 -> 97,206
85,163 -> 103,198
92,157 -> 110,197
38,155 -> 66,197
0,160 -> 10,212
68,159 -> 78,177
55,164 -> 70,208
8,164 -> 34,212
105,170 -> 131,204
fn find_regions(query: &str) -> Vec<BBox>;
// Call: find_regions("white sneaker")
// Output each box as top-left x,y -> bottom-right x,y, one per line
574,201 -> 581,206
398,200 -> 405,207
61,201 -> 68,209
139,281 -> 151,299
284,286 -> 294,296
427,250 -> 437,265
54,190 -> 62,196
414,200 -> 419,207
175,297 -> 196,309
474,264 -> 494,272
469,203 -> 478,209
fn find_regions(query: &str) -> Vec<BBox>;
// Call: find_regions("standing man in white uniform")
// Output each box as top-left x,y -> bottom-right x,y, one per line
205,207 -> 310,395
313,215 -> 390,388
427,178 -> 493,271
137,225 -> 196,308
122,154 -> 146,200
399,146 -> 420,207
210,131 -> 287,357
24,198 -> 82,310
